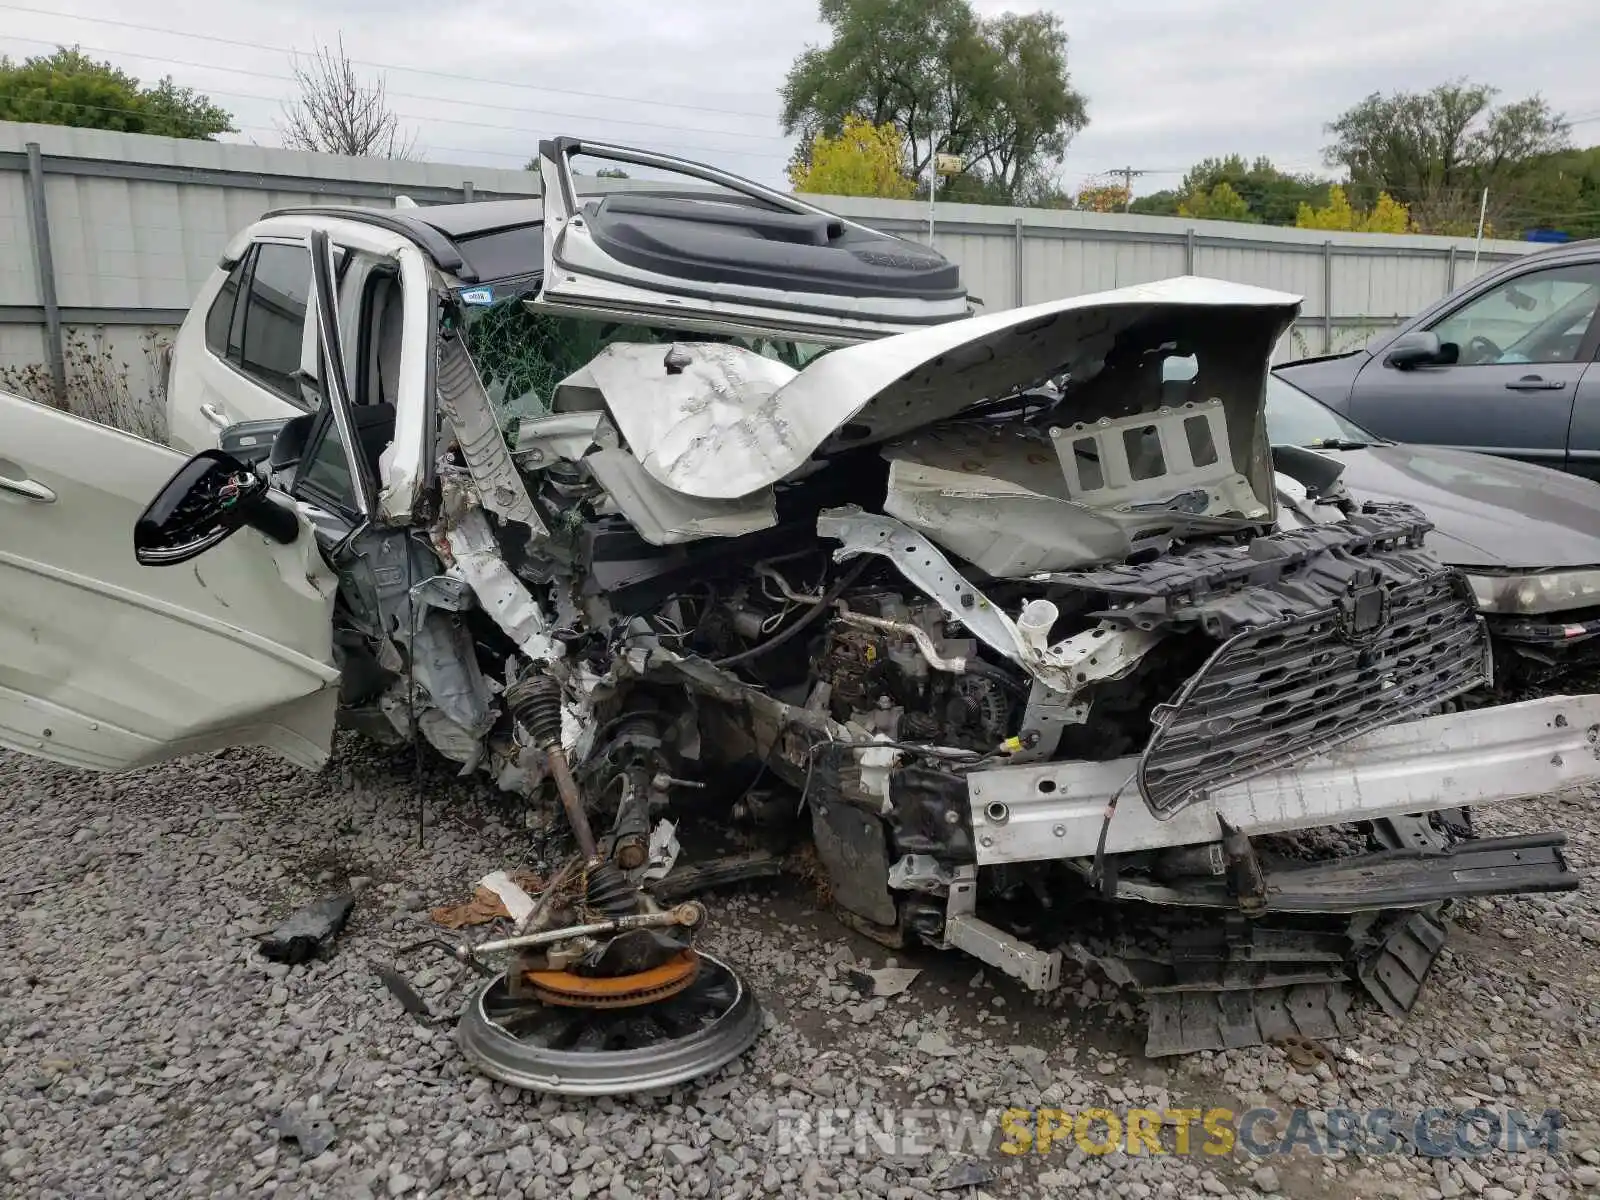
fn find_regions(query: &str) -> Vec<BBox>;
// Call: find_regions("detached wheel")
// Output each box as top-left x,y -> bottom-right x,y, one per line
456,951 -> 761,1096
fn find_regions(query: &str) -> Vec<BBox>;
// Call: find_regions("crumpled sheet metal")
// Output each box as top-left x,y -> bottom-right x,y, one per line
816,506 -> 1157,698
437,333 -> 549,544
817,506 -> 1025,662
584,447 -> 777,545
555,343 -> 797,500
435,478 -> 559,663
551,279 -> 1300,503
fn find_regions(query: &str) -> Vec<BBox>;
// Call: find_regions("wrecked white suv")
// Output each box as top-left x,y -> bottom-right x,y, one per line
4,140 -> 1596,1090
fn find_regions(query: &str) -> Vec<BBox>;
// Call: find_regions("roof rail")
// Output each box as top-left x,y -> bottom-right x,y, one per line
261,205 -> 476,281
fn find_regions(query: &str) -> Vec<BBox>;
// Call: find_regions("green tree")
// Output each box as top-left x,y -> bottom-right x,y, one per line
1497,145 -> 1600,239
1127,189 -> 1181,217
1324,80 -> 1568,233
780,0 -> 1088,205
1132,157 -> 1327,224
1177,181 -> 1257,223
1183,155 -> 1328,225
0,46 -> 233,138
790,116 -> 915,198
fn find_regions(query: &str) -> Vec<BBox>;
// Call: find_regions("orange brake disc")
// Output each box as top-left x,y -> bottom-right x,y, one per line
521,949 -> 701,1009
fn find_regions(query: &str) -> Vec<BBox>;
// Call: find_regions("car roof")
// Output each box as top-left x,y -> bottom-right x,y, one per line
410,198 -> 544,239
1521,236 -> 1600,262
262,199 -> 547,285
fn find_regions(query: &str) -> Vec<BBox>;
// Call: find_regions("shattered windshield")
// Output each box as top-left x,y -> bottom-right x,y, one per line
457,286 -> 832,433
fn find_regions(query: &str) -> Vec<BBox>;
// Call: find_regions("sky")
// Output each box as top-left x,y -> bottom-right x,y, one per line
5,0 -> 1600,196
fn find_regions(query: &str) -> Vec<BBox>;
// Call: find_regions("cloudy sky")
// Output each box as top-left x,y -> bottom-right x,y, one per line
7,0 -> 1600,194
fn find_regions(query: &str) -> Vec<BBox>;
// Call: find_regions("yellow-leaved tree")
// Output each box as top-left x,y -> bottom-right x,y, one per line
789,116 -> 915,199
1074,183 -> 1132,212
1296,185 -> 1413,233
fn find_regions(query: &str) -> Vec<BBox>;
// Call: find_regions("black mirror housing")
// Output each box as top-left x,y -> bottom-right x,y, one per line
134,449 -> 298,567
1385,330 -> 1446,369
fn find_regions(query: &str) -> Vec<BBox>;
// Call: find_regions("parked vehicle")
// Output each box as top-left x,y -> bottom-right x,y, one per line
1266,373 -> 1600,691
3,139 -> 1594,1089
1274,240 -> 1600,477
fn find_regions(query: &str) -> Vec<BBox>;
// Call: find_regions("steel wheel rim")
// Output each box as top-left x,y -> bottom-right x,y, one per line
455,950 -> 761,1095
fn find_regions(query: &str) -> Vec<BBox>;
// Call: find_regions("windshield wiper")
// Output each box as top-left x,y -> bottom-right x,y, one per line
1307,438 -> 1371,451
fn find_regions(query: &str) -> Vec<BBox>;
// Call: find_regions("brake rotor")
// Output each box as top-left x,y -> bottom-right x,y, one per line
458,949 -> 761,1096
522,949 -> 701,1009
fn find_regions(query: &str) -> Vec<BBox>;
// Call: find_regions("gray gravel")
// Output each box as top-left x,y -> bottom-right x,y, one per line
1,735 -> 1597,1199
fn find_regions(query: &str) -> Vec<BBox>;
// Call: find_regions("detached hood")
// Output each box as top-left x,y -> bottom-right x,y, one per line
1313,443 -> 1600,569
554,276 -> 1301,503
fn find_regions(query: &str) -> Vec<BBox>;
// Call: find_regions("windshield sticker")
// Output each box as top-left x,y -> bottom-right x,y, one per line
460,286 -> 495,306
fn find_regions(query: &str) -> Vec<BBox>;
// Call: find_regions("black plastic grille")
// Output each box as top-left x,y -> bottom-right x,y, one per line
1138,574 -> 1488,817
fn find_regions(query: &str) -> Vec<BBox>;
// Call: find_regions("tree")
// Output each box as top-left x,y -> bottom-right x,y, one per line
0,46 -> 233,138
1177,181 -> 1256,223
1507,146 -> 1600,239
1295,185 -> 1413,233
1074,182 -> 1128,212
780,0 -> 1087,205
278,36 -> 416,158
595,166 -> 630,179
1182,156 -> 1327,225
1324,80 -> 1568,233
1133,155 -> 1328,224
1127,189 -> 1181,218
790,116 -> 915,198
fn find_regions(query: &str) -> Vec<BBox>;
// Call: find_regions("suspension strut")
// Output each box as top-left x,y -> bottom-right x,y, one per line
505,674 -> 638,918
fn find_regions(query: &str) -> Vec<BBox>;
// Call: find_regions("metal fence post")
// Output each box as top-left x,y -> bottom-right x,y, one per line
23,143 -> 67,404
1446,244 -> 1458,291
1012,218 -> 1024,307
1184,228 -> 1196,274
1322,241 -> 1334,354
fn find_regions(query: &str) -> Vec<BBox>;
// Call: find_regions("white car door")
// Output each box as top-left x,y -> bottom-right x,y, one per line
166,236 -> 322,453
0,391 -> 340,773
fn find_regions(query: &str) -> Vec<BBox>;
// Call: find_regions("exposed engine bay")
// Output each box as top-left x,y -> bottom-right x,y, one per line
316,278 -> 1582,1079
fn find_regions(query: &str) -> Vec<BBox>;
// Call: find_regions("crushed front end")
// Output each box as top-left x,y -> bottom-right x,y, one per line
369,276 -> 1594,1074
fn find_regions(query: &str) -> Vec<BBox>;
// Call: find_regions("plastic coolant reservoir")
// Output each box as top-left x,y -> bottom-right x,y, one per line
1017,599 -> 1059,657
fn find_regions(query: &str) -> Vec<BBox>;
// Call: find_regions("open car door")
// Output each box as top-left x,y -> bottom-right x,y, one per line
0,231 -> 368,774
533,138 -> 970,342
0,394 -> 339,771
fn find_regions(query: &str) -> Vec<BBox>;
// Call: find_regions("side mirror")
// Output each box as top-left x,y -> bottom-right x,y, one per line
1385,330 -> 1449,369
134,449 -> 299,566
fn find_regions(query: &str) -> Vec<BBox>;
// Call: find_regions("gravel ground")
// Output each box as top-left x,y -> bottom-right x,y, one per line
1,735 -> 1597,1200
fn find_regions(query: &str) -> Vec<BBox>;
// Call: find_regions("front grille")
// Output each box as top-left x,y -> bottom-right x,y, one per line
1139,576 -> 1487,816
1050,505 -> 1491,819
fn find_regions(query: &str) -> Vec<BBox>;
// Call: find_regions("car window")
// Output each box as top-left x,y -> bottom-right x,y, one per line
203,256 -> 249,359
236,243 -> 313,400
458,290 -> 831,432
1265,376 -> 1377,446
297,417 -> 356,510
1430,264 -> 1600,366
